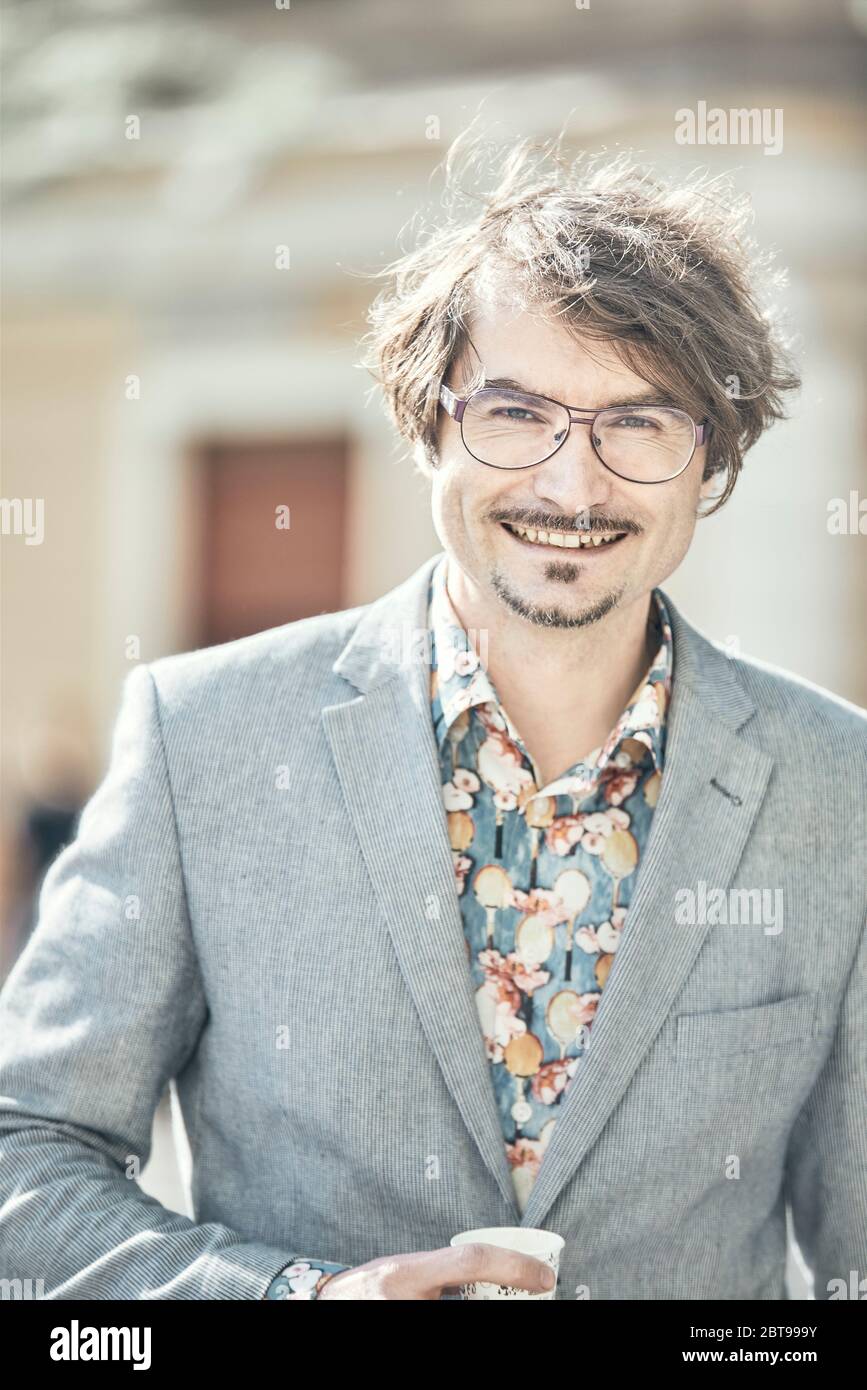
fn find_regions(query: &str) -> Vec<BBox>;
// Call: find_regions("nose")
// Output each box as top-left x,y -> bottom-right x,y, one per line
529,419 -> 614,514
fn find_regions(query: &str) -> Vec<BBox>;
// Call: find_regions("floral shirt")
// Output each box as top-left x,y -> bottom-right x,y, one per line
428,554 -> 672,1215
263,554 -> 672,1295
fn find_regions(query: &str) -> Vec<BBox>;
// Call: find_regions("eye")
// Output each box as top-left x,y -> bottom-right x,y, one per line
614,413 -> 658,430
492,406 -> 541,422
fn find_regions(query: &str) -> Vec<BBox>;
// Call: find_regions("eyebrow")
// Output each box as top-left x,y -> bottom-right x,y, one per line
484,376 -> 685,410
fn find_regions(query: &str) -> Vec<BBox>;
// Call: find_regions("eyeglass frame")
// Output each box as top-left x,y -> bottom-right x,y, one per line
438,380 -> 710,483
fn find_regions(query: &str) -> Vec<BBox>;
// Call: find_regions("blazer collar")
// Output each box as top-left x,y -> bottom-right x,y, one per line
333,549 -> 758,736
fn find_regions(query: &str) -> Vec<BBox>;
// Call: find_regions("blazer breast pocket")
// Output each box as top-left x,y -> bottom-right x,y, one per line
675,990 -> 819,1061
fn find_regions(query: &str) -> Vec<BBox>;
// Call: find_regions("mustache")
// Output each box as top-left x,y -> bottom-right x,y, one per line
493,511 -> 643,535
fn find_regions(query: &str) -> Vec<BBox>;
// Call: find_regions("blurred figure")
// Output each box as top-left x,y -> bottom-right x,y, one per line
3,709 -> 91,974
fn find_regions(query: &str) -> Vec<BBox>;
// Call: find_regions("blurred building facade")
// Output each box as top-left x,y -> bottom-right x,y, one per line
2,0 -> 865,970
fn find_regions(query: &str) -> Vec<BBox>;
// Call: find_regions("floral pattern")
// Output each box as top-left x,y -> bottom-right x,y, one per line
263,1257 -> 347,1300
428,555 -> 672,1215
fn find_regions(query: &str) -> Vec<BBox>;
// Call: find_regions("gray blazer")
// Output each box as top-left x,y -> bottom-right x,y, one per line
1,551 -> 865,1300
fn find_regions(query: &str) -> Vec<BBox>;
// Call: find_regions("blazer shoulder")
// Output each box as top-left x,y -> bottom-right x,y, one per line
144,603 -> 368,714
727,648 -> 867,746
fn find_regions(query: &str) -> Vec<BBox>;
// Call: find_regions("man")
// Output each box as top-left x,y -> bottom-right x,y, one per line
1,140 -> 864,1301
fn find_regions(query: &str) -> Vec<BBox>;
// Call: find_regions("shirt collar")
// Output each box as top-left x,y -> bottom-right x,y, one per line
427,553 -> 672,786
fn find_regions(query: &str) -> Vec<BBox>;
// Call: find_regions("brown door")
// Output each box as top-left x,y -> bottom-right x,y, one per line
195,436 -> 349,646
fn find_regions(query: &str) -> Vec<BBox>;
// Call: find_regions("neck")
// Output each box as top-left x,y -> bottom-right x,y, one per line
444,554 -> 656,779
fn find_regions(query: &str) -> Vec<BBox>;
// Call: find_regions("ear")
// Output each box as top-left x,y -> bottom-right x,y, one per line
692,459 -> 726,518
413,439 -> 438,478
698,463 -> 724,504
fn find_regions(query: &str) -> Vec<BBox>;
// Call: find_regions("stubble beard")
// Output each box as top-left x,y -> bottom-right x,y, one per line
490,558 -> 626,630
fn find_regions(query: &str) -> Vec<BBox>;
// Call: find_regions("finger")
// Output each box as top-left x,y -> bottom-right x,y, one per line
439,1243 -> 556,1294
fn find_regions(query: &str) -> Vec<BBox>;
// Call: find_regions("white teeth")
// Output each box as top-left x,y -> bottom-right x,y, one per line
508,524 -> 622,549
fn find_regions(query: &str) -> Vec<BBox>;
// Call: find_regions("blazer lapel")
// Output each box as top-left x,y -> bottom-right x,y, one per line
518,598 -> 774,1229
322,553 -> 520,1215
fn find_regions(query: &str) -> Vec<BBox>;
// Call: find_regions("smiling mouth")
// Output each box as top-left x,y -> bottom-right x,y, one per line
501,521 -> 628,550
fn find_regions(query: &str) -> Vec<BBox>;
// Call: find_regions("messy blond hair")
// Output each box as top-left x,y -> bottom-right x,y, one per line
358,130 -> 800,512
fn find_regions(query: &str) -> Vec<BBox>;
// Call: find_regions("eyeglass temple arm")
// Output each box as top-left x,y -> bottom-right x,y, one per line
438,383 -> 466,422
439,382 -> 709,440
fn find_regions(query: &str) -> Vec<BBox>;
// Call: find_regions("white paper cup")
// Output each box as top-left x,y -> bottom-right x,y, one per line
449,1226 -> 565,1300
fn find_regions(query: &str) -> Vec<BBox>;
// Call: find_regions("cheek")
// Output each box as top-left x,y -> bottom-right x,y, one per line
661,512 -> 698,564
633,474 -> 702,569
431,464 -> 478,547
434,458 -> 508,529
654,489 -> 701,565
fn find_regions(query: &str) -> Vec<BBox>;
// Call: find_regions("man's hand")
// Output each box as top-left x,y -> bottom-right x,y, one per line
317,1243 -> 557,1299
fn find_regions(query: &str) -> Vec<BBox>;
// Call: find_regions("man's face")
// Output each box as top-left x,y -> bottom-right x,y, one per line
431,304 -> 709,629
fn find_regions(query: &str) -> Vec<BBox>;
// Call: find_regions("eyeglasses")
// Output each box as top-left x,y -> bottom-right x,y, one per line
438,380 -> 710,483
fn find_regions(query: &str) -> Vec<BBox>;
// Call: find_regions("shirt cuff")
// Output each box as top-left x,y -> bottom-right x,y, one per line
263,1257 -> 350,1300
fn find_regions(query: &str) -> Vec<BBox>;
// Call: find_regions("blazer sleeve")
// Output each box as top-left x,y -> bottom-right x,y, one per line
0,663 -> 346,1299
783,915 -> 867,1298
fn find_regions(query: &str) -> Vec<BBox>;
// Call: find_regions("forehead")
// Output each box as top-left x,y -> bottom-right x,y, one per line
463,302 -> 654,401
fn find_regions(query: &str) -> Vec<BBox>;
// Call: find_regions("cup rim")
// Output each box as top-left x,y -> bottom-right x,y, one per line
450,1226 -> 565,1256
